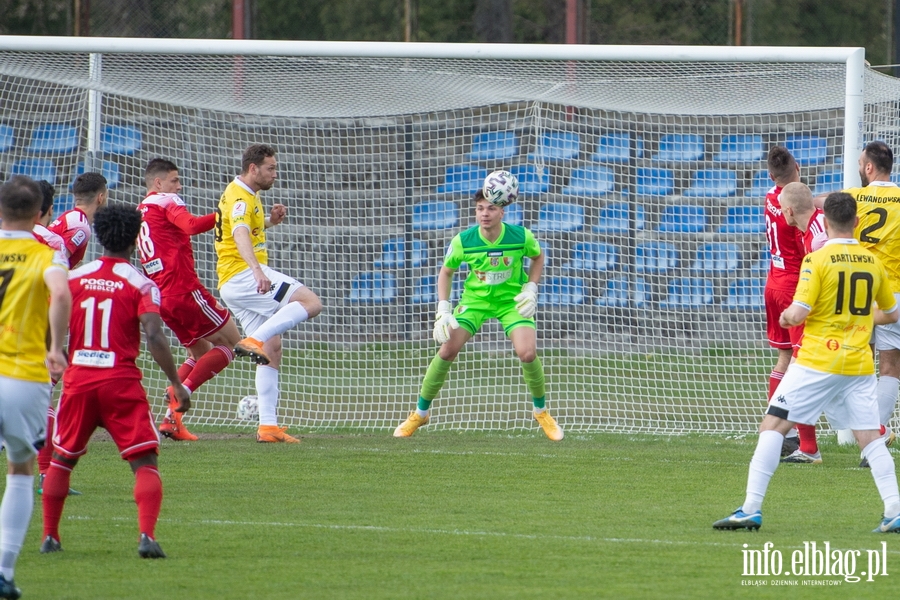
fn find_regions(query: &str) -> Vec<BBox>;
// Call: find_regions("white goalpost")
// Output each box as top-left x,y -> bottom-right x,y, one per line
0,37 -> 896,434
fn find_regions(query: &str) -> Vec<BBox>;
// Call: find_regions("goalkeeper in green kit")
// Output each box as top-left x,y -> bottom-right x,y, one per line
393,170 -> 563,441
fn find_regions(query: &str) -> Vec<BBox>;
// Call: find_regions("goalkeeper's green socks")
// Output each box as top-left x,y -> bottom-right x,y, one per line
416,397 -> 431,417
416,355 -> 453,416
521,357 -> 546,410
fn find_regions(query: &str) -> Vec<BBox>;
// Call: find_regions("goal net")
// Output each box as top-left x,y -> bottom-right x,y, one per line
1,39 -> 896,434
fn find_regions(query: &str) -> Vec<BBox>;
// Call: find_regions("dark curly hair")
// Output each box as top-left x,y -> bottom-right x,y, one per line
37,180 -> 55,218
93,204 -> 142,253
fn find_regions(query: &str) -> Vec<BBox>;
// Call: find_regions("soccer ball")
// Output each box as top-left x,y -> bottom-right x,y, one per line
483,170 -> 519,207
236,395 -> 259,421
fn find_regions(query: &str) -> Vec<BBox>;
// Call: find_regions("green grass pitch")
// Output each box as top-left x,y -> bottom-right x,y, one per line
15,431 -> 900,598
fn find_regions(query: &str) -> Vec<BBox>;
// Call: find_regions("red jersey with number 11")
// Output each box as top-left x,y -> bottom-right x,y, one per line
63,257 -> 161,394
764,185 -> 806,292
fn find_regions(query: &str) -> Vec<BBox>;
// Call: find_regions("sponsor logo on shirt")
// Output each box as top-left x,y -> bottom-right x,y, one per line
826,339 -> 841,351
72,349 -> 116,368
143,258 -> 163,274
475,269 -> 512,285
79,278 -> 125,292
487,251 -> 503,257
232,201 -> 247,218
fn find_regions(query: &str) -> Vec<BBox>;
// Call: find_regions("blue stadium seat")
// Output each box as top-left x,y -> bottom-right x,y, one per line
657,205 -> 707,234
659,277 -> 714,309
595,276 -> 649,308
410,274 -> 463,304
348,272 -> 397,303
723,278 -> 765,311
652,134 -> 704,162
101,124 -> 142,156
71,161 -> 121,190
635,241 -> 678,274
538,276 -> 586,306
530,131 -> 580,161
0,124 -> 13,152
785,135 -> 827,166
635,167 -> 675,196
11,158 -> 57,185
892,172 -> 900,185
591,132 -> 643,164
467,131 -> 518,161
745,170 -> 773,197
713,135 -> 764,163
373,237 -> 428,269
503,203 -> 524,226
719,205 -> 765,234
561,165 -> 615,197
593,202 -> 646,235
813,170 -> 843,195
435,164 -> 487,195
681,169 -> 738,198
27,123 -> 79,154
690,243 -> 739,274
53,193 -> 75,214
510,164 -> 550,195
562,242 -> 618,272
412,200 -> 458,231
532,202 -> 584,232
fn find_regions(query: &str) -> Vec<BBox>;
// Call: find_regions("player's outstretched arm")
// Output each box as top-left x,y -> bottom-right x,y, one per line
140,312 -> 191,411
44,267 -> 71,379
169,210 -> 216,236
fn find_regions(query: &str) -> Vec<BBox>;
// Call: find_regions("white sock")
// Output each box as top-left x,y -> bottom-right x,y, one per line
0,475 -> 34,580
743,430 -> 783,514
415,409 -> 429,418
256,365 -> 280,426
250,302 -> 309,343
863,438 -> 900,516
876,376 -> 899,429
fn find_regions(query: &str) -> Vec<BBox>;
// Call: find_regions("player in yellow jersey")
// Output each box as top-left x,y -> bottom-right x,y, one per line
0,176 -> 71,598
714,192 -> 900,532
215,144 -> 322,443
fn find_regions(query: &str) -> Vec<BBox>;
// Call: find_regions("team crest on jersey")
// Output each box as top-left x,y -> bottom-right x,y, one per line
232,202 -> 247,218
502,257 -> 511,266
490,257 -> 499,266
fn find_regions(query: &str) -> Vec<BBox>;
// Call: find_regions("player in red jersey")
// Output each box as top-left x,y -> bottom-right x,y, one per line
138,159 -> 243,441
39,205 -> 190,559
762,146 -> 806,456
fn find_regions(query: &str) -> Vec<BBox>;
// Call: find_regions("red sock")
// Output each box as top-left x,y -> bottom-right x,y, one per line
37,407 -> 56,475
768,370 -> 785,401
183,346 -> 234,392
42,462 -> 72,541
797,424 -> 818,454
134,465 -> 163,538
177,358 -> 197,383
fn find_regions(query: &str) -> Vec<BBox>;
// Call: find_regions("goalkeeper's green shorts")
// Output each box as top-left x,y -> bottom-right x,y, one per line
453,296 -> 535,336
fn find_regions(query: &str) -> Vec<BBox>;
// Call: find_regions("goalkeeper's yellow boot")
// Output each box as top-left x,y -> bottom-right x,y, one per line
534,410 -> 564,441
393,412 -> 429,437
257,425 -> 300,444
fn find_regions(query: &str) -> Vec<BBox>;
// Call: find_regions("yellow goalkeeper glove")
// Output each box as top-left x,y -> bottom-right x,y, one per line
433,300 -> 459,344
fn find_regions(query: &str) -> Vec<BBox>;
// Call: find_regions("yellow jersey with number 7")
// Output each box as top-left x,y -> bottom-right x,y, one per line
847,181 -> 900,290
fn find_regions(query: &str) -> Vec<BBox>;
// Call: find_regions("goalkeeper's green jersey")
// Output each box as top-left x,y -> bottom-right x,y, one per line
443,223 -> 541,304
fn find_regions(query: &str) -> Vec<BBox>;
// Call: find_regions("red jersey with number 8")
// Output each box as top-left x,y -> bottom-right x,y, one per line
764,185 -> 806,292
63,257 -> 161,394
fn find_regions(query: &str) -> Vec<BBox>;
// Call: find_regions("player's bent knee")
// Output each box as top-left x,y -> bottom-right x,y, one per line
290,287 -> 322,319
517,349 -> 537,363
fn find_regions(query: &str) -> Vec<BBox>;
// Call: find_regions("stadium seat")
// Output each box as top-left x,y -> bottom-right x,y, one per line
0,124 -> 13,152
723,278 -> 765,311
510,164 -> 550,195
562,242 -> 618,272
595,276 -> 649,308
652,134 -> 704,162
561,165 -> 615,197
785,134 -> 827,166
745,170 -> 773,197
713,135 -> 764,163
348,272 -> 397,303
812,169 -> 843,195
593,202 -> 646,235
412,200 -> 458,231
538,276 -> 586,306
71,161 -> 121,190
53,193 -> 75,214
27,123 -> 79,154
635,241 -> 678,274
718,205 -> 765,234
690,243 -> 739,274
503,202 -> 524,226
101,124 -> 143,156
530,131 -> 580,161
410,274 -> 463,304
659,277 -> 714,309
10,158 -> 57,184
373,237 -> 428,269
467,131 -> 518,161
435,164 -> 487,195
657,205 -> 707,234
532,202 -> 584,232
892,172 -> 900,185
591,132 -> 643,164
635,167 -> 675,196
681,169 -> 738,198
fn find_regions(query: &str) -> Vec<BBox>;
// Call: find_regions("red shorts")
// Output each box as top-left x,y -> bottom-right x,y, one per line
161,286 -> 230,348
765,286 -> 804,350
53,378 -> 159,461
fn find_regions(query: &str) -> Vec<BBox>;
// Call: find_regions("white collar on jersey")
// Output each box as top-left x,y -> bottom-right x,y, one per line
866,180 -> 898,187
233,176 -> 257,196
824,237 -> 860,246
0,230 -> 35,239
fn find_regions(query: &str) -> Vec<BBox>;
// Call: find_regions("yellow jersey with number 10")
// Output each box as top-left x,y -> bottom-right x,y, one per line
847,181 -> 900,289
214,177 -> 268,288
793,238 -> 897,376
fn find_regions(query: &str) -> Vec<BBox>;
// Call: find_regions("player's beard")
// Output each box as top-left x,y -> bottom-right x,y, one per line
859,167 -> 870,187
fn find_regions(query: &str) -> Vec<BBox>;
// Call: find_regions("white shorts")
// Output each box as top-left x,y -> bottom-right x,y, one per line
0,375 -> 51,463
875,294 -> 900,351
219,266 -> 304,338
767,364 -> 879,431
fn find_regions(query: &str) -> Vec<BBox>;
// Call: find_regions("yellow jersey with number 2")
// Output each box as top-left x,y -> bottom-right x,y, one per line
214,177 -> 268,288
847,181 -> 900,290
